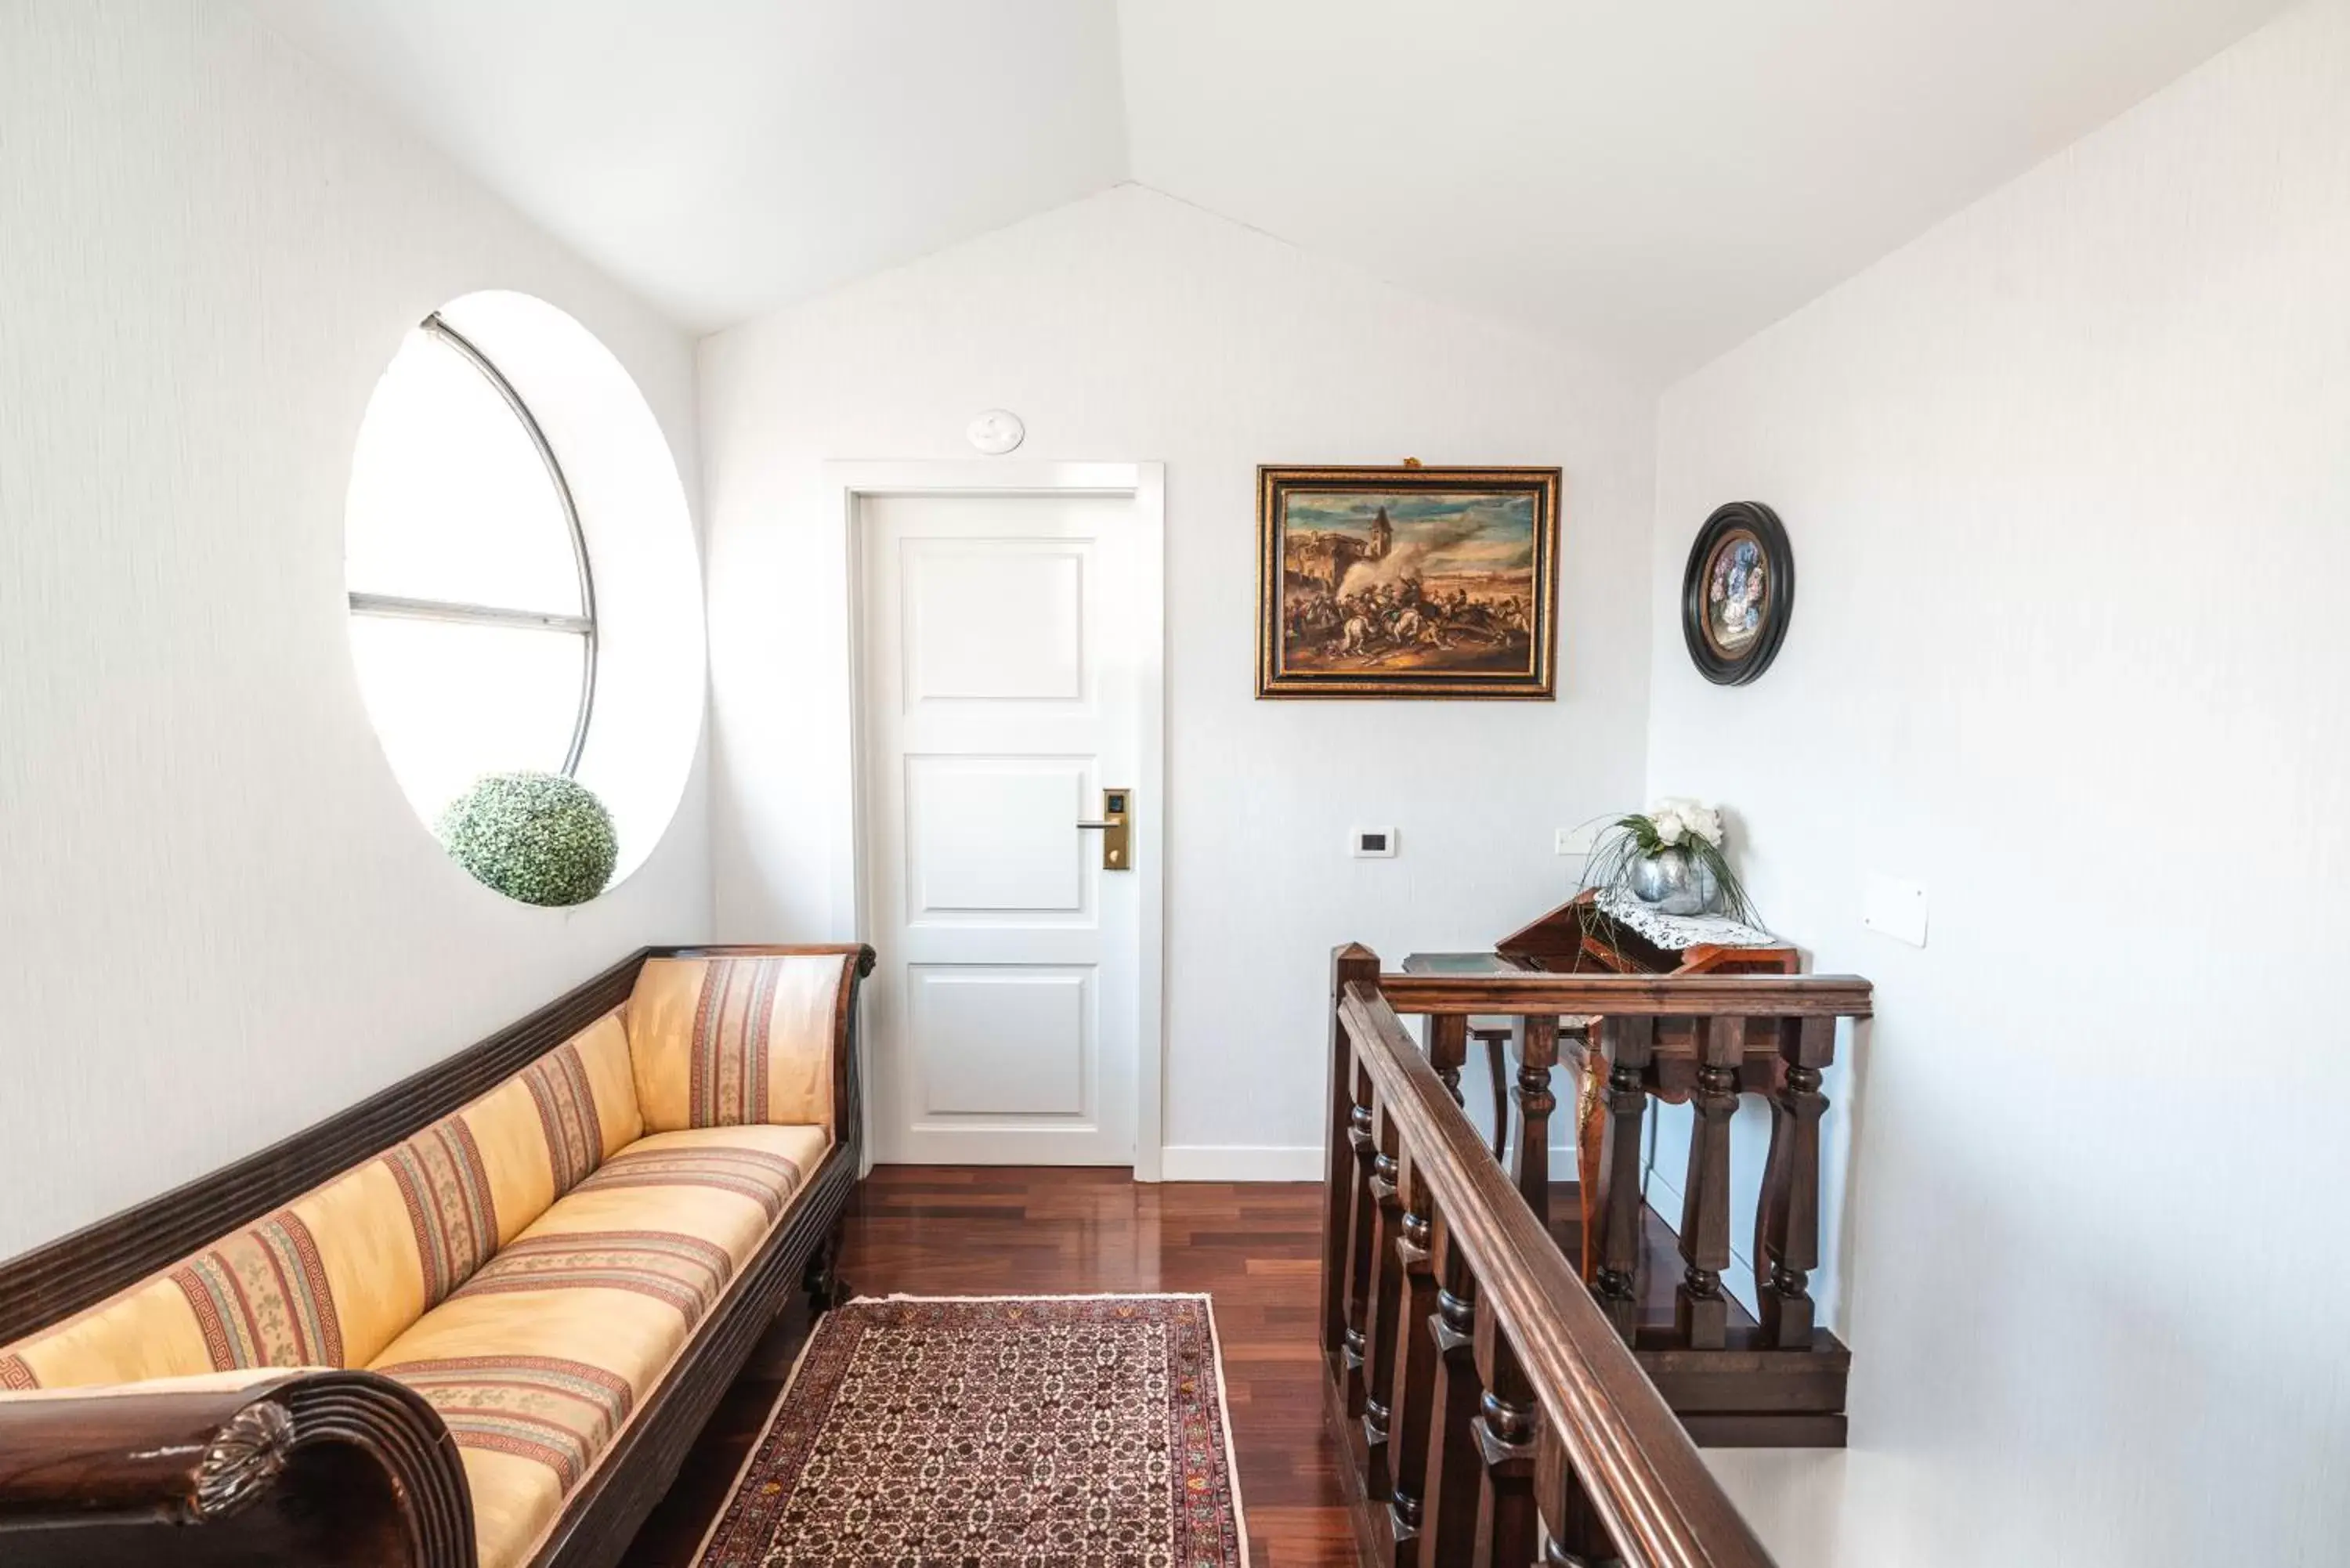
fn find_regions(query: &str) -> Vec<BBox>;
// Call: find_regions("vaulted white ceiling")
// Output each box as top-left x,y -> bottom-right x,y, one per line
1120,0 -> 2292,375
241,0 -> 1130,333
248,0 -> 2290,378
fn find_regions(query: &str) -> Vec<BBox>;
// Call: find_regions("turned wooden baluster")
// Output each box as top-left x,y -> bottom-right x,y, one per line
1676,1016 -> 1743,1350
1384,1151 -> 1441,1565
1511,1015 -> 1560,1228
1472,1299 -> 1542,1568
1758,1014 -> 1835,1348
1343,1066 -> 1382,1421
1417,1205 -> 1485,1566
1592,1015 -> 1655,1341
1324,944 -> 1382,1366
1328,946 -> 1386,1418
1361,1101 -> 1408,1500
1428,1013 -> 1469,1107
1535,1425 -> 1625,1568
1472,1024 -> 1513,1159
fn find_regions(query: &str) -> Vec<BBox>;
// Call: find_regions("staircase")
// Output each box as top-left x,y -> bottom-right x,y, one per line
1319,943 -> 1873,1566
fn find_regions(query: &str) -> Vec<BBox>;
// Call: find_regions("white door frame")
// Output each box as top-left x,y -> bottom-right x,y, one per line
828,461 -> 1166,1180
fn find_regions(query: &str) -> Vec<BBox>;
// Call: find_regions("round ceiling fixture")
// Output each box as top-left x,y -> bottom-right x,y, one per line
966,409 -> 1025,455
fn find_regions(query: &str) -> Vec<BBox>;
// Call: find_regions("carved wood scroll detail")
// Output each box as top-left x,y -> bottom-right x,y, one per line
190,1398 -> 295,1520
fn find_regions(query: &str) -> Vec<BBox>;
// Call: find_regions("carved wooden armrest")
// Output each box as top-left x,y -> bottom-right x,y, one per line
0,1368 -> 474,1566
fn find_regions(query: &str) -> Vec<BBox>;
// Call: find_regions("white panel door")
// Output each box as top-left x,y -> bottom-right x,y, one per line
859,492 -> 1144,1165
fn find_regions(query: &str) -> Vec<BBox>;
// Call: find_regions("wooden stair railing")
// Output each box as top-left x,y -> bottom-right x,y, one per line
1321,943 -> 1874,1568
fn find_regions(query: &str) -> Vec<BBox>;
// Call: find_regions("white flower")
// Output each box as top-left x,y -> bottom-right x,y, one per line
1651,810 -> 1687,847
1687,805 -> 1725,847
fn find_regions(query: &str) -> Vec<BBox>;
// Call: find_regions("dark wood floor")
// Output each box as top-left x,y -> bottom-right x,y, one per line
619,1167 -> 1356,1568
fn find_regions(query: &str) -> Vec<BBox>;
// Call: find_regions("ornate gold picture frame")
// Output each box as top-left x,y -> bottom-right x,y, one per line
1255,464 -> 1560,699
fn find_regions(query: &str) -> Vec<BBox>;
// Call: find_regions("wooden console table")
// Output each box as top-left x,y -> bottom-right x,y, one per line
1399,887 -> 1851,1446
1404,888 -> 1803,1234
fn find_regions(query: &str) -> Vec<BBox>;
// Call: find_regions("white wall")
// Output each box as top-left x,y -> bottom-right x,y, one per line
1647,2 -> 2350,1561
0,0 -> 710,1259
700,184 -> 1655,1173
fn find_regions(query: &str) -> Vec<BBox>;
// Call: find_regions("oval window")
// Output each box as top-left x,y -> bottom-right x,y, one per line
346,315 -> 596,816
345,292 -> 705,901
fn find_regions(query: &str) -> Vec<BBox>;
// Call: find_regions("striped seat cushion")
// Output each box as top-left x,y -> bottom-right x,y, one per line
369,1122 -> 828,1568
570,1135 -> 808,1225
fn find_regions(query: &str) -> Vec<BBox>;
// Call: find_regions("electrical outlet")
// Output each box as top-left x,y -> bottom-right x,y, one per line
1353,828 -> 1397,858
1556,824 -> 1600,854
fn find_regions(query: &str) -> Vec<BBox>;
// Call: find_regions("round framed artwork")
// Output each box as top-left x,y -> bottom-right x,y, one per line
1681,500 -> 1794,685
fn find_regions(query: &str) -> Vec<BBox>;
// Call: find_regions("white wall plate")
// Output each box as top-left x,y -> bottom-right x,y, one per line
1862,875 -> 1929,947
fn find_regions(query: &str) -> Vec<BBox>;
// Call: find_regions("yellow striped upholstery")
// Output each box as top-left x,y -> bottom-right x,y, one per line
623,955 -> 850,1134
0,1274 -> 212,1389
0,984 -> 836,1568
0,1008 -> 645,1390
371,1124 -> 826,1568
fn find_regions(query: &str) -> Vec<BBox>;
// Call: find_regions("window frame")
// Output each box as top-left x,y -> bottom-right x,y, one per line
345,312 -> 600,776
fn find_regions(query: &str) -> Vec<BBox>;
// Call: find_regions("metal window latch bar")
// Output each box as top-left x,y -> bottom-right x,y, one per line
1074,788 -> 1132,870
347,592 -> 593,635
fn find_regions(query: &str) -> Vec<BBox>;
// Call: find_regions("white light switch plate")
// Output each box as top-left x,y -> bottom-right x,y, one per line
1863,876 -> 1929,947
1556,824 -> 1600,854
1353,827 -> 1397,858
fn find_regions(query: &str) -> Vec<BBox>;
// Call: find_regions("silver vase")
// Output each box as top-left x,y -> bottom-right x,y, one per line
1628,847 -> 1720,916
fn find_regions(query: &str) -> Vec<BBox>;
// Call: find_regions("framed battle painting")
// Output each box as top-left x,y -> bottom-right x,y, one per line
1255,464 -> 1560,699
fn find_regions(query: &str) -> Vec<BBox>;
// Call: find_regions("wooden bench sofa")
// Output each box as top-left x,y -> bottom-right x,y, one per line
0,943 -> 873,1567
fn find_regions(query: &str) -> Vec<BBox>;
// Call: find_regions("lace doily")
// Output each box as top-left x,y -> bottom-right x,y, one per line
1592,885 -> 1779,950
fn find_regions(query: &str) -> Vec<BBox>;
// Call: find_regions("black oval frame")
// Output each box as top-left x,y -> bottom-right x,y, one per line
1681,500 -> 1795,685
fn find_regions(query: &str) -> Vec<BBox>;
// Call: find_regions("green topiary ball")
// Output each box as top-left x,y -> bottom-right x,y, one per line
436,771 -> 618,907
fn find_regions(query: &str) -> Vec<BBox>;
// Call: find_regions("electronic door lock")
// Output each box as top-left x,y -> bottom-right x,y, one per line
1075,788 -> 1132,870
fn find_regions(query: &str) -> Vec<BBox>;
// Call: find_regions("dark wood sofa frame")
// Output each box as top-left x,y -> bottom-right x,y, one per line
0,942 -> 874,1567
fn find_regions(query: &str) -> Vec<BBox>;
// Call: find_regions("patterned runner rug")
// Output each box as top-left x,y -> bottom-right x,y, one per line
693,1294 -> 1249,1566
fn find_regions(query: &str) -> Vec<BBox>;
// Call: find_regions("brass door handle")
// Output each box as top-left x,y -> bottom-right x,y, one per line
1077,789 -> 1132,871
